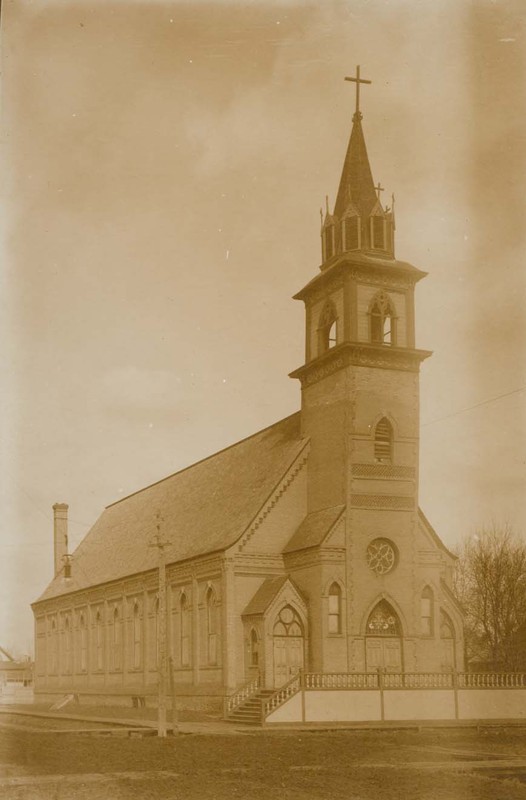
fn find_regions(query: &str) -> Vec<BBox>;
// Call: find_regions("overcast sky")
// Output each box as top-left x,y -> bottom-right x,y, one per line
2,0 -> 525,655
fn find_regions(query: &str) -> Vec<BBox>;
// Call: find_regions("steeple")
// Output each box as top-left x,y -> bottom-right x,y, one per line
320,67 -> 394,264
333,110 -> 377,220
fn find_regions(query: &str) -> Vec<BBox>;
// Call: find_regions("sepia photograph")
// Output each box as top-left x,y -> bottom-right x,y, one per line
2,0 -> 526,797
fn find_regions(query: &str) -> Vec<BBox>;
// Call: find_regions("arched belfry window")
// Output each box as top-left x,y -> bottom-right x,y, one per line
328,583 -> 342,634
369,292 -> 396,346
318,302 -> 338,355
374,417 -> 393,463
371,214 -> 386,249
421,587 -> 434,636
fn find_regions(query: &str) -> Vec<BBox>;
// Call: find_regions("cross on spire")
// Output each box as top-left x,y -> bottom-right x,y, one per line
344,65 -> 372,116
375,182 -> 384,199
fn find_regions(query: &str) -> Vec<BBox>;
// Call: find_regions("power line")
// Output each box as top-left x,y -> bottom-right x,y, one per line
422,386 -> 526,428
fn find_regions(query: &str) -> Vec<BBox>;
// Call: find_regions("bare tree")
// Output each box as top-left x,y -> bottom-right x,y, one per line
455,524 -> 526,671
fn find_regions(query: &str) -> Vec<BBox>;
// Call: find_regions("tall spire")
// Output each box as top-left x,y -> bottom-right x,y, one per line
334,66 -> 377,220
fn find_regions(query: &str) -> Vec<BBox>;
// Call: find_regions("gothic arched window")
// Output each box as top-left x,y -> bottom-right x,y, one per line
421,587 -> 434,637
49,618 -> 57,674
369,292 -> 396,346
63,615 -> 72,674
366,601 -> 401,637
95,610 -> 103,671
180,593 -> 190,667
374,417 -> 393,463
133,602 -> 141,670
318,302 -> 338,354
328,583 -> 342,634
79,613 -> 87,672
206,588 -> 218,665
112,607 -> 122,671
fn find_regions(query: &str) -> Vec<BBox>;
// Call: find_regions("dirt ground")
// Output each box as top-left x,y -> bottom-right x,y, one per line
3,723 -> 526,799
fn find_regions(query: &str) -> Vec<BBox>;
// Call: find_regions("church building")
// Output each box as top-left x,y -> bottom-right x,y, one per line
32,70 -> 464,711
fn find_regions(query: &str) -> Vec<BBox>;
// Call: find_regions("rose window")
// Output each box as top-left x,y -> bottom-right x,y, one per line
366,538 -> 397,575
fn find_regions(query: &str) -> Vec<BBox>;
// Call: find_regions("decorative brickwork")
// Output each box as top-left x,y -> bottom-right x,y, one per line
351,494 -> 414,510
352,463 -> 415,479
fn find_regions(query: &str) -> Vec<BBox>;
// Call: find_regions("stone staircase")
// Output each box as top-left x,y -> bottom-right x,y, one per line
226,689 -> 275,725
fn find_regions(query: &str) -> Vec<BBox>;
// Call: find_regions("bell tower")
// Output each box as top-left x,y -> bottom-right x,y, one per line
291,66 -> 431,512
289,69 -> 433,671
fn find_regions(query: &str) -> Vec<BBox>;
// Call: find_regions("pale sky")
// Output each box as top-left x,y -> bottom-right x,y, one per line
2,0 -> 525,655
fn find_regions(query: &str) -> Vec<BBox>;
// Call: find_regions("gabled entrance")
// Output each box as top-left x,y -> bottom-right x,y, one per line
242,575 -> 308,690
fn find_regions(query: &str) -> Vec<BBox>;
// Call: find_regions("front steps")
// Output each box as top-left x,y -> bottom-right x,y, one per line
226,690 -> 274,725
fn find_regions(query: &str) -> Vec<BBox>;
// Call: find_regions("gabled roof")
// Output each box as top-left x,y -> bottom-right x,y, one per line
242,576 -> 289,616
334,113 -> 377,220
283,505 -> 345,553
242,575 -> 306,617
35,413 -> 307,604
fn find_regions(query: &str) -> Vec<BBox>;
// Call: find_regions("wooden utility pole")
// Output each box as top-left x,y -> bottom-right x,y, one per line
149,513 -> 171,738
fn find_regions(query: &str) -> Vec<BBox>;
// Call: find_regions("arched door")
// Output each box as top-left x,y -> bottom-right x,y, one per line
365,601 -> 402,672
273,606 -> 304,687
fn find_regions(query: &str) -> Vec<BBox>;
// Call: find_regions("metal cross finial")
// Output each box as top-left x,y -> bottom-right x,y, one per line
344,65 -> 372,115
375,182 -> 384,200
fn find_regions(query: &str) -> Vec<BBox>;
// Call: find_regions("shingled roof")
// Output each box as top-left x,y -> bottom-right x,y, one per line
35,413 -> 306,604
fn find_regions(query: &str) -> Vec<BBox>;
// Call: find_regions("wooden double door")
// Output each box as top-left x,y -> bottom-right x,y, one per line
366,637 -> 402,672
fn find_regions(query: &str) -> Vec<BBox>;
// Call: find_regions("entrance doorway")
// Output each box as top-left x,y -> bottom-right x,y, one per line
273,605 -> 304,687
365,600 -> 402,672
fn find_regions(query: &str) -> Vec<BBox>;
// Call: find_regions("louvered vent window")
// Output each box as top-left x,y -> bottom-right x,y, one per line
373,216 -> 385,249
374,417 -> 393,463
344,216 -> 359,251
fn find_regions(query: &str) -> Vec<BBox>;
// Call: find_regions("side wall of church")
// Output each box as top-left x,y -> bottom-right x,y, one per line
32,557 -> 232,710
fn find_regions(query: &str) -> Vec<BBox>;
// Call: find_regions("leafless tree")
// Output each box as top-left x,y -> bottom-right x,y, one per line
455,524 -> 526,671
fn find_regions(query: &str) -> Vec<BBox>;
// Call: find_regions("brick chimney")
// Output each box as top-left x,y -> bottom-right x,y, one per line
53,503 -> 69,577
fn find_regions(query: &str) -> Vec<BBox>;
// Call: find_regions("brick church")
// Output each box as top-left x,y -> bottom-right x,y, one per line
32,70 -> 464,710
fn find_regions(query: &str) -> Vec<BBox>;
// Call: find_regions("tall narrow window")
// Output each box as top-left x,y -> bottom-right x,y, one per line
421,587 -> 434,636
112,607 -> 122,671
328,583 -> 342,634
324,224 -> 334,260
95,611 -> 103,671
79,614 -> 87,672
206,588 -> 218,665
133,603 -> 141,669
49,619 -> 57,674
344,215 -> 359,251
372,216 -> 385,249
64,616 -> 72,674
180,593 -> 190,667
318,302 -> 338,355
374,417 -> 393,463
250,628 -> 259,667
